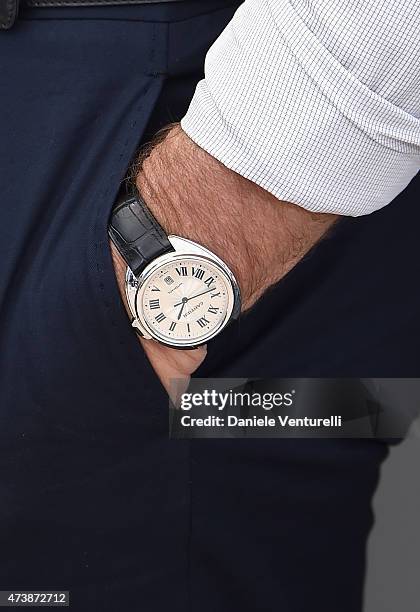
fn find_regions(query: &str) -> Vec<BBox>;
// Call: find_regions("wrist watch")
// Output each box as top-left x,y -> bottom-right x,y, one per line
108,192 -> 241,349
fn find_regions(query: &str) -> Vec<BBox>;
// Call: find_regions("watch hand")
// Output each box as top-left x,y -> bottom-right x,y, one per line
173,287 -> 216,308
174,296 -> 190,308
186,287 -> 216,301
177,301 -> 187,320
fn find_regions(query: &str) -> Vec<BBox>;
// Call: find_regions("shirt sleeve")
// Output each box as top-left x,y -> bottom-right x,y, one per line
180,0 -> 420,216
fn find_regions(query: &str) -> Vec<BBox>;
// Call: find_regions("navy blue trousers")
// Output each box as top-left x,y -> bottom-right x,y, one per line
0,1 -> 419,610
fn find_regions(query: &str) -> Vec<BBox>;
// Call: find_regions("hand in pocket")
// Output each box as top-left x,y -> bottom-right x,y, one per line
111,242 -> 207,402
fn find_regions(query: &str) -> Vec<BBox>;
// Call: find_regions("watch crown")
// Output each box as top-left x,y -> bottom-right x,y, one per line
128,275 -> 139,288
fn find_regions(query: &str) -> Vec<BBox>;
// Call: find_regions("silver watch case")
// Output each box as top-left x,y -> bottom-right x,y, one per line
125,235 -> 241,349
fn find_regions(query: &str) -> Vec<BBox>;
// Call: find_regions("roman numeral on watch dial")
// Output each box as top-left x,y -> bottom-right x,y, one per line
169,322 -> 177,332
155,313 -> 166,323
176,266 -> 188,276
149,299 -> 160,310
192,268 -> 205,280
197,317 -> 210,328
204,276 -> 215,287
208,306 -> 219,314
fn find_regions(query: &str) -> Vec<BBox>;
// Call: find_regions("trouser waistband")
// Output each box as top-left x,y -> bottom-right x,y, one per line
1,0 -> 187,30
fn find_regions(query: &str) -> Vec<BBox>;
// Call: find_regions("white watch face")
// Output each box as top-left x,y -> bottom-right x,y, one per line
136,256 -> 235,347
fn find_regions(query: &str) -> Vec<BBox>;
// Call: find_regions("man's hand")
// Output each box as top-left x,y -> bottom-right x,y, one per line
111,124 -> 337,398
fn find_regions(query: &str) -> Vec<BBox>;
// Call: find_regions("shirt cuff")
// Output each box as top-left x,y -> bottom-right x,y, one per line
181,0 -> 420,217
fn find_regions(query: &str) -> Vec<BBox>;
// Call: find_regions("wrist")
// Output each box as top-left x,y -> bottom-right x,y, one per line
110,242 -> 130,311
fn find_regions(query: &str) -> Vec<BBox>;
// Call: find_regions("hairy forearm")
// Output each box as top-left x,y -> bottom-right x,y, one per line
134,124 -> 338,310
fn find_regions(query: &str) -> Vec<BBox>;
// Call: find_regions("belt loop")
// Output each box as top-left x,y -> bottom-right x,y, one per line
0,0 -> 19,29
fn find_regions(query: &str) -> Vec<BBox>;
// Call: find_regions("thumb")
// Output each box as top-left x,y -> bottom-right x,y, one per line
140,339 -> 207,402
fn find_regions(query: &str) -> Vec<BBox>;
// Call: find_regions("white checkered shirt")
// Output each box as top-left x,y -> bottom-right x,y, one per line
181,0 -> 420,216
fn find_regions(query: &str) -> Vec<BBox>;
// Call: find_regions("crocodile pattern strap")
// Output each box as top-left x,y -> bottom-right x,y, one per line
108,193 -> 174,277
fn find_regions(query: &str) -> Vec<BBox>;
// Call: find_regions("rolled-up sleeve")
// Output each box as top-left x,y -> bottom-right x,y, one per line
181,0 -> 420,216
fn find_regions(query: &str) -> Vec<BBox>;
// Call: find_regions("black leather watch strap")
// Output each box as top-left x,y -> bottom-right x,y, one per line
108,193 -> 174,277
